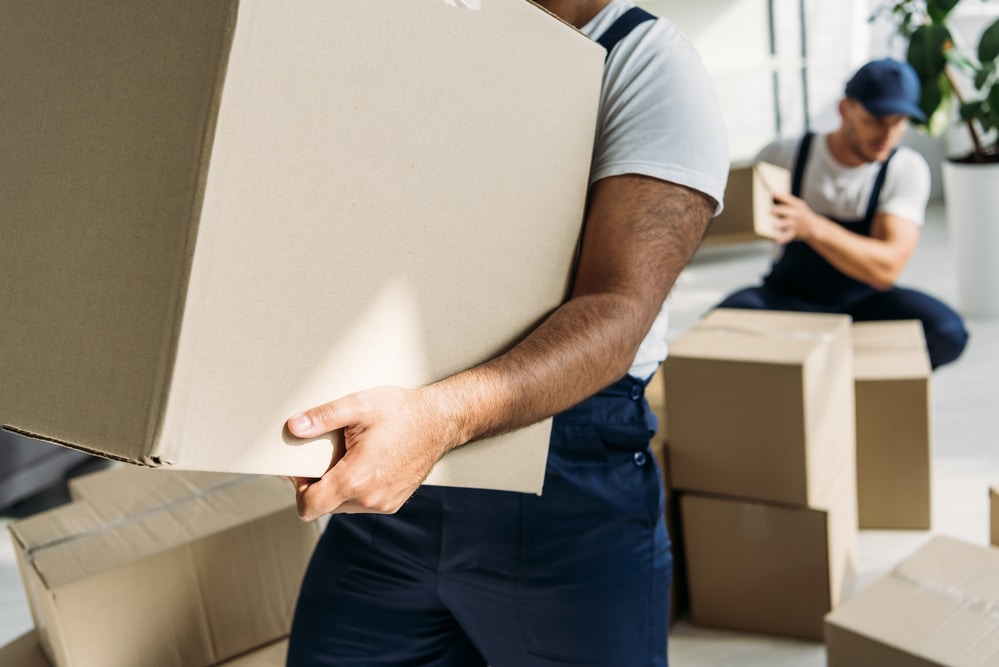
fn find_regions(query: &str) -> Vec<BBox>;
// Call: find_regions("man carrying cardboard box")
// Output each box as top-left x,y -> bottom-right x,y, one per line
284,1 -> 728,665
714,59 -> 968,370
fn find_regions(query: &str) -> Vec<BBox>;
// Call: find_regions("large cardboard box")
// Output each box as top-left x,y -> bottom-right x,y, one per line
853,321 -> 932,529
991,486 -> 999,547
681,463 -> 857,641
8,471 -> 319,667
826,536 -> 999,666
664,309 -> 855,507
0,0 -> 604,493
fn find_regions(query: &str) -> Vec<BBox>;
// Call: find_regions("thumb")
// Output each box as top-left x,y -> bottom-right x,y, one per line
287,401 -> 350,438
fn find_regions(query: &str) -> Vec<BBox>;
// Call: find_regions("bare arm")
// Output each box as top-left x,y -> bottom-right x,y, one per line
287,174 -> 715,520
771,192 -> 920,290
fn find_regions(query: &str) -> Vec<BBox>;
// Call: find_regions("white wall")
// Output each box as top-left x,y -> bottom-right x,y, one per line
639,0 -> 869,162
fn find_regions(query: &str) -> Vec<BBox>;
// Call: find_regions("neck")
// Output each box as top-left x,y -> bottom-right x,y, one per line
826,128 -> 867,167
531,0 -> 612,28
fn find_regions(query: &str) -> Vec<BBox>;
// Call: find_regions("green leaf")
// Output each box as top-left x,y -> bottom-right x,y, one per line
988,85 -> 999,130
908,24 -> 951,82
979,18 -> 999,63
926,0 -> 960,22
919,75 -> 946,128
960,100 -> 983,122
975,64 -> 995,91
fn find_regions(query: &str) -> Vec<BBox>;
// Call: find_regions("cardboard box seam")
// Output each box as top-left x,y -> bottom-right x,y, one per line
148,0 -> 242,469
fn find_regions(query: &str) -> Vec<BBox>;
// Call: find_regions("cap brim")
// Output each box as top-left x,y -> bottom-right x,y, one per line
862,99 -> 927,122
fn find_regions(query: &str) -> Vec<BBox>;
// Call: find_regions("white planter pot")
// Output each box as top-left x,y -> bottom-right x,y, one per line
941,159 -> 999,318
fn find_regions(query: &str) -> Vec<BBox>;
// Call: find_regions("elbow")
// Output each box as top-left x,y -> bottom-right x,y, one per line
868,265 -> 903,292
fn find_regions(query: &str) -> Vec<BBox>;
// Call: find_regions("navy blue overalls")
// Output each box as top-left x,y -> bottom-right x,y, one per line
717,132 -> 968,368
287,8 -> 671,667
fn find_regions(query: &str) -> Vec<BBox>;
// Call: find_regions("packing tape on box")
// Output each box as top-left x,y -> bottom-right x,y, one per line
696,325 -> 835,343
891,568 -> 999,620
21,475 -> 253,564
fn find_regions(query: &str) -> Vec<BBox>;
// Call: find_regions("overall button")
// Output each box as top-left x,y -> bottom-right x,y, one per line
629,384 -> 643,400
633,451 -> 647,466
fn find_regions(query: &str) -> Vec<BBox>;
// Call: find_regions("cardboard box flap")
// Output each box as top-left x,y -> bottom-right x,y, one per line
827,536 -> 999,666
671,309 -> 851,365
9,476 -> 294,589
853,320 -> 931,380
0,0 -> 239,462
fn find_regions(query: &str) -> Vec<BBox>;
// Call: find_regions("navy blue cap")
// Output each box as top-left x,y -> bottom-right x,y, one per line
845,59 -> 927,122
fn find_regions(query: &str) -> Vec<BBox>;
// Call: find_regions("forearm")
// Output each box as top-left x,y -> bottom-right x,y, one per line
426,175 -> 713,454
426,291 -> 650,449
806,216 -> 904,289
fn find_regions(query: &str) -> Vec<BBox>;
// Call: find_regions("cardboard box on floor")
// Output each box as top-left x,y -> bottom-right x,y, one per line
852,321 -> 932,530
0,0 -> 604,493
991,486 -> 999,547
826,535 -> 999,666
8,467 -> 319,667
0,631 -> 288,667
665,309 -> 856,507
681,462 -> 857,641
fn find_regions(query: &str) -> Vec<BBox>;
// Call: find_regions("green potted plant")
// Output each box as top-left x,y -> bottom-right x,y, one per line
875,0 -> 999,161
875,0 -> 999,317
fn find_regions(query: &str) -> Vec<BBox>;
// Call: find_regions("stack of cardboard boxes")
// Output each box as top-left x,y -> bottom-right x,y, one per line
663,308 -> 859,640
1,465 -> 317,667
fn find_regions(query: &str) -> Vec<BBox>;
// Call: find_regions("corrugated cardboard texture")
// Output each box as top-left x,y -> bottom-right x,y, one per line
0,0 -> 604,492
826,536 -> 999,667
8,473 -> 318,667
681,463 -> 857,641
853,321 -> 932,529
991,487 -> 999,548
0,0 -> 238,462
664,309 -> 855,507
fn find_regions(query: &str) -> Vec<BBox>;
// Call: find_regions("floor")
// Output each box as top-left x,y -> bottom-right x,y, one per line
1,201 -> 997,665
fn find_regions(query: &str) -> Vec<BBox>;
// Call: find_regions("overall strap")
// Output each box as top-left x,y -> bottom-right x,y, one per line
791,131 -> 814,197
863,149 -> 898,224
596,6 -> 656,61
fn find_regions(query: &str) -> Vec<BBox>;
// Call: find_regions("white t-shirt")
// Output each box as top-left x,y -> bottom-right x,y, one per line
755,134 -> 931,224
580,0 -> 729,379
